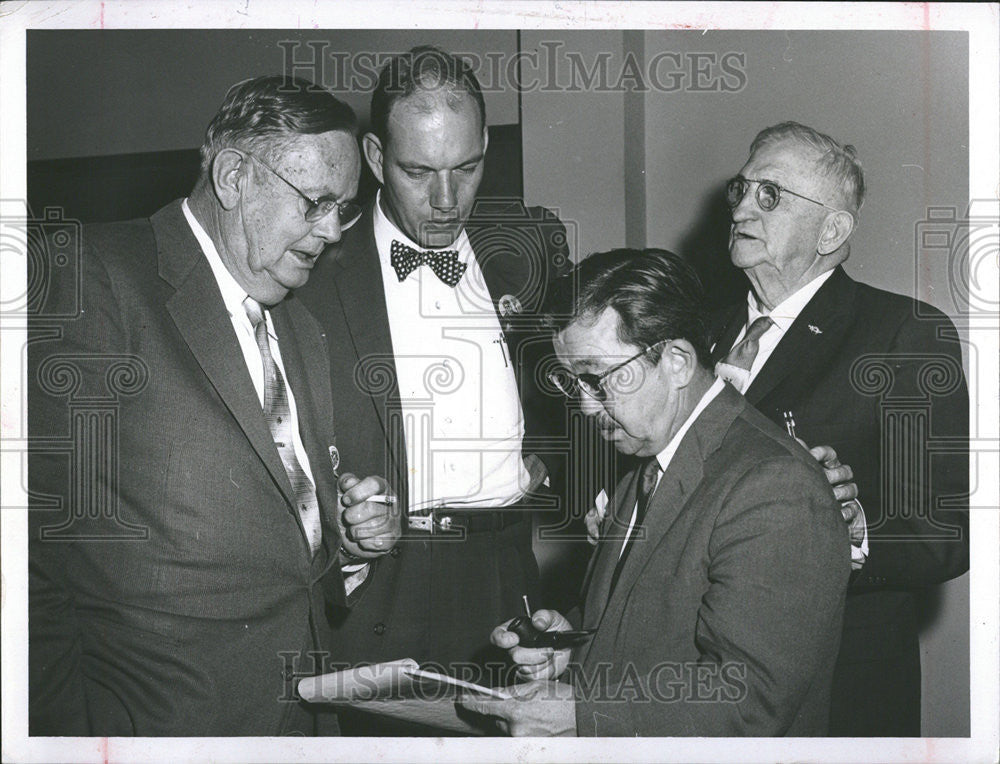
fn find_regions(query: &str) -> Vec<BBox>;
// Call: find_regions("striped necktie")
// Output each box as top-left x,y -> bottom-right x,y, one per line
243,297 -> 322,556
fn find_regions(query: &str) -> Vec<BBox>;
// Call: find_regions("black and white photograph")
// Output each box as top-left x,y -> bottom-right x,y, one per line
1,2 -> 997,762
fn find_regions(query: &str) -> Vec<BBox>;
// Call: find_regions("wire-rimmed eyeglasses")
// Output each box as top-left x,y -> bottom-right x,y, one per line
548,338 -> 671,401
244,151 -> 362,228
725,175 -> 840,213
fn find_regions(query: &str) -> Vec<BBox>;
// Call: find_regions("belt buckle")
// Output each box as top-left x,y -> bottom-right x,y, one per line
408,513 -> 434,533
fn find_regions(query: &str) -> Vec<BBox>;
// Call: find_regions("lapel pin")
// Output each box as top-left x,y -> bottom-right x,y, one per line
328,446 -> 340,475
499,294 -> 522,318
808,324 -> 823,335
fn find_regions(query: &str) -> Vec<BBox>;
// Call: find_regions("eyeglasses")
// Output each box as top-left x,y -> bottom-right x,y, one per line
548,339 -> 671,401
725,175 -> 839,213
244,151 -> 362,228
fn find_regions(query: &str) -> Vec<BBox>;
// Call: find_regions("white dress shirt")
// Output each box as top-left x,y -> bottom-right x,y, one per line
372,192 -> 531,513
618,377 -> 726,559
182,201 -> 368,588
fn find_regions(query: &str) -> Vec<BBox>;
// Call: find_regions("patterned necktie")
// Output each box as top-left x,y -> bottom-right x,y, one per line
390,240 -> 467,286
608,456 -> 661,598
243,297 -> 322,556
715,315 -> 774,391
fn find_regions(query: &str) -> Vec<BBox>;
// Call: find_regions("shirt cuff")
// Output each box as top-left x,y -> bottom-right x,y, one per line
851,499 -> 869,570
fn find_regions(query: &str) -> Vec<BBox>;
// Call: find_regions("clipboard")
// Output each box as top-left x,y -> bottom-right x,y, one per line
297,659 -> 510,735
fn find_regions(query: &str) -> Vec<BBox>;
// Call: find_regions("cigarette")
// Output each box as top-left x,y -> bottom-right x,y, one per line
365,494 -> 396,505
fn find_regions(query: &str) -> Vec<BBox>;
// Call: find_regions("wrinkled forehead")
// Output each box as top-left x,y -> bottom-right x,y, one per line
741,139 -> 831,196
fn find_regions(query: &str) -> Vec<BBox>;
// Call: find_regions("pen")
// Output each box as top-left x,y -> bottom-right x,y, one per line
783,411 -> 797,439
522,595 -> 531,616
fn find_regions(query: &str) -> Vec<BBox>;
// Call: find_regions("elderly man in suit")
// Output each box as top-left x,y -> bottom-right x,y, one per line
297,46 -> 569,699
28,75 -> 399,736
460,249 -> 850,736
711,122 -> 969,735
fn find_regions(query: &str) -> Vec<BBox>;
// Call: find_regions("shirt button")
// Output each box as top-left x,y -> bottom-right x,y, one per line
373,622 -> 387,636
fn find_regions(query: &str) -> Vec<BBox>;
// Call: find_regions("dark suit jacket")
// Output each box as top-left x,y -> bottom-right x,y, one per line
295,198 -> 569,666
572,383 -> 850,736
710,266 -> 969,735
28,200 -> 350,736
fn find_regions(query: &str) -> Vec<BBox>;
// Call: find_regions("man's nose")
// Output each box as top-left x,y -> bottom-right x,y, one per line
730,186 -> 758,223
311,209 -> 343,244
429,172 -> 458,213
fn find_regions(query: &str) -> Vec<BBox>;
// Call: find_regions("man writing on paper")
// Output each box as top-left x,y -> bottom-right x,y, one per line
711,122 -> 969,735
460,249 -> 851,736
28,76 -> 398,736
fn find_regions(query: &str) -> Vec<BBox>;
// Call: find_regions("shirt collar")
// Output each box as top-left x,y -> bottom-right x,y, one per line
653,376 -> 726,472
181,198 -> 254,321
747,268 -> 835,332
372,189 -> 471,265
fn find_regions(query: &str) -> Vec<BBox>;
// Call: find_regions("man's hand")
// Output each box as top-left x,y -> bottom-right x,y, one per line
800,442 -> 867,569
491,609 -> 573,681
337,472 -> 400,560
805,443 -> 857,503
457,680 -> 577,737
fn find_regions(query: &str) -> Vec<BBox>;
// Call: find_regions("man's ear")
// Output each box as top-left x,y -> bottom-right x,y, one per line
817,210 -> 855,256
212,148 -> 246,211
660,339 -> 698,387
481,123 -> 489,155
363,133 -> 385,185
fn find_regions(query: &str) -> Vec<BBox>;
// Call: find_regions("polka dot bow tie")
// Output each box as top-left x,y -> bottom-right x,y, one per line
390,240 -> 467,287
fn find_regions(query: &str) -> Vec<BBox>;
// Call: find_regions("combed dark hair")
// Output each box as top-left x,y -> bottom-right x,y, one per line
369,45 -> 486,144
199,75 -> 357,176
751,121 -> 866,214
542,248 -> 712,369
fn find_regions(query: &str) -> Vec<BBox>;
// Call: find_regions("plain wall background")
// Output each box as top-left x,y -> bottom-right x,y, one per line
27,29 -> 520,160
522,29 -> 970,737
26,28 -> 971,737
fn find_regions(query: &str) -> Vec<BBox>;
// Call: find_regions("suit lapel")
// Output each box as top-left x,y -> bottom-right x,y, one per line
744,267 -> 857,405
327,205 -> 407,494
328,209 -> 397,433
578,385 -> 744,667
153,202 -> 297,510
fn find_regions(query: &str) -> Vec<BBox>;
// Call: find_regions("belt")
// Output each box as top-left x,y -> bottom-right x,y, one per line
407,506 -> 529,535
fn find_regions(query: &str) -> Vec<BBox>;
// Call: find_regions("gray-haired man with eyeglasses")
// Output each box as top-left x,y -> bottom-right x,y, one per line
711,121 -> 969,736
28,75 -> 398,736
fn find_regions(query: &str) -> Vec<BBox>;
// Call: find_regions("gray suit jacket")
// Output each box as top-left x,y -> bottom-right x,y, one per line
573,384 -> 850,736
28,200 -> 349,735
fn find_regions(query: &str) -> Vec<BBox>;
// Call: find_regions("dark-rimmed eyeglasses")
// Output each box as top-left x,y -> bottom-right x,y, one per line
244,151 -> 362,228
725,175 -> 839,213
548,339 -> 671,401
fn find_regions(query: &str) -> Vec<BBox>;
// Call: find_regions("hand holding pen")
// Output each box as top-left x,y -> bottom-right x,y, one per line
491,597 -> 591,681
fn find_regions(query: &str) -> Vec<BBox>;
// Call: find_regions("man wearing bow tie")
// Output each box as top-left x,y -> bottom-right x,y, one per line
710,122 -> 969,735
297,46 -> 570,719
